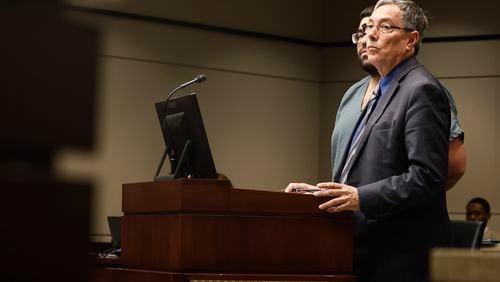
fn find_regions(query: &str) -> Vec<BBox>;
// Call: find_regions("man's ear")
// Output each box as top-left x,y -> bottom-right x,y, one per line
407,31 -> 420,52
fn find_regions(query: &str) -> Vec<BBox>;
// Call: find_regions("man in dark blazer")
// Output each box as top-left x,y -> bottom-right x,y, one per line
289,1 -> 451,281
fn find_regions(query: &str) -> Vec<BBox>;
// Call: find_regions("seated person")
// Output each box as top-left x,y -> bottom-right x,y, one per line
466,197 -> 498,240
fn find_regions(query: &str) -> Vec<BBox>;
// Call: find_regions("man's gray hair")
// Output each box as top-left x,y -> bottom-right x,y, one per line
374,0 -> 428,55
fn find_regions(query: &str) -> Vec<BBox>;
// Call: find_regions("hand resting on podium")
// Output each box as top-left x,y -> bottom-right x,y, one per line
284,182 -> 360,212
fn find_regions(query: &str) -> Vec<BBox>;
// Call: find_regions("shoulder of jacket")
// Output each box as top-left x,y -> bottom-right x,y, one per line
340,76 -> 371,103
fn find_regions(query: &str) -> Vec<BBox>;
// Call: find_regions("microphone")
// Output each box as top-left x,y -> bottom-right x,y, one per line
154,74 -> 207,179
165,74 -> 207,102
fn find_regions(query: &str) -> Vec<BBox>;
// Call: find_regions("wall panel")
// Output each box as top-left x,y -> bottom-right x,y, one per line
66,0 -> 325,41
57,12 -> 321,238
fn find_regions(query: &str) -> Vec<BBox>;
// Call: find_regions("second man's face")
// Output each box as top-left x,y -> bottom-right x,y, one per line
356,16 -> 370,65
357,16 -> 379,76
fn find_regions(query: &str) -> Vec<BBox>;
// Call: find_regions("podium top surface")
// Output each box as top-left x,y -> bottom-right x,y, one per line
122,179 -> 350,218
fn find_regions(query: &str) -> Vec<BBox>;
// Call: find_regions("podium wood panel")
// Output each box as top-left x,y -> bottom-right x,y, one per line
91,267 -> 356,282
121,179 -> 353,274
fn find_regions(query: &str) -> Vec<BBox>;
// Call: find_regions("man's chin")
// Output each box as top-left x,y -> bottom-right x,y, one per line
361,62 -> 379,77
359,60 -> 370,69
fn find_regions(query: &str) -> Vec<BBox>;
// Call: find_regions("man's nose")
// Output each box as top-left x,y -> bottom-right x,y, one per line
366,26 -> 378,40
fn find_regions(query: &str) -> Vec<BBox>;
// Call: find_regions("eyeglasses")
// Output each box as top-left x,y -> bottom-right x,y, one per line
351,30 -> 365,44
364,23 -> 414,35
351,23 -> 415,44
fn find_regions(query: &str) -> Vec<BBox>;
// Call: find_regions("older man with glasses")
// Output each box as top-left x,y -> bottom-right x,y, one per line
325,1 -> 451,281
337,7 -> 466,191
289,1 -> 454,281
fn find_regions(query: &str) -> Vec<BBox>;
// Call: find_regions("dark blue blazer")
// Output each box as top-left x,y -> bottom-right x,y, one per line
335,57 -> 451,282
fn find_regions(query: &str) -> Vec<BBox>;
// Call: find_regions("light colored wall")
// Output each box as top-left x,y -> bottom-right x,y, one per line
59,0 -> 500,239
66,0 -> 325,41
58,7 -> 321,240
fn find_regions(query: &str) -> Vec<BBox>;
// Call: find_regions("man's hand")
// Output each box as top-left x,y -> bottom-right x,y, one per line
314,182 -> 360,212
284,182 -> 319,193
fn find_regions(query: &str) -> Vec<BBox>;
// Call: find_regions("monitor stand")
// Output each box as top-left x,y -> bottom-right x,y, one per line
154,139 -> 192,181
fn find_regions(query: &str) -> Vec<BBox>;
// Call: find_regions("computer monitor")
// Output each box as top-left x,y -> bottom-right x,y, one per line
154,93 -> 217,179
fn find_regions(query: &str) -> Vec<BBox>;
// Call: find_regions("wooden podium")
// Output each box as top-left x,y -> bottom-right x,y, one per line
117,179 -> 354,279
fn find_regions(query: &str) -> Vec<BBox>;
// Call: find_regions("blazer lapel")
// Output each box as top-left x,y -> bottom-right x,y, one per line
344,57 -> 421,177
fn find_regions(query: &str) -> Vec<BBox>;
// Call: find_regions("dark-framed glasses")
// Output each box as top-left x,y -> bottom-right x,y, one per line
364,23 -> 414,34
351,30 -> 365,44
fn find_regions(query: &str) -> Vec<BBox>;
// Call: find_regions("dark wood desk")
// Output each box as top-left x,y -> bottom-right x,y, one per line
91,179 -> 356,282
91,258 -> 356,282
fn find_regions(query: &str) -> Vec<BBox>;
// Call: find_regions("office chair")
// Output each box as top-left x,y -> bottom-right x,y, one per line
449,220 -> 485,249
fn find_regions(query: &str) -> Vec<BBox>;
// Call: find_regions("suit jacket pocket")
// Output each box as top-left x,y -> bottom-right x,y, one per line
372,120 -> 396,130
370,120 -> 399,151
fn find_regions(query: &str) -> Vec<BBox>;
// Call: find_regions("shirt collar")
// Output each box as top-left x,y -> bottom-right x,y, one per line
379,57 -> 413,96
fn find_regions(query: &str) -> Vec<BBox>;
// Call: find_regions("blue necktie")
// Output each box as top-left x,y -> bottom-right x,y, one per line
339,86 -> 381,184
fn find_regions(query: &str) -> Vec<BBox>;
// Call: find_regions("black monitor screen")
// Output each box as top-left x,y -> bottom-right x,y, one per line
155,93 -> 217,179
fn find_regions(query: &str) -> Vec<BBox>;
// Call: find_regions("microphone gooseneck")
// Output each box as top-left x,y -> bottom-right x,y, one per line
165,74 -> 207,102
